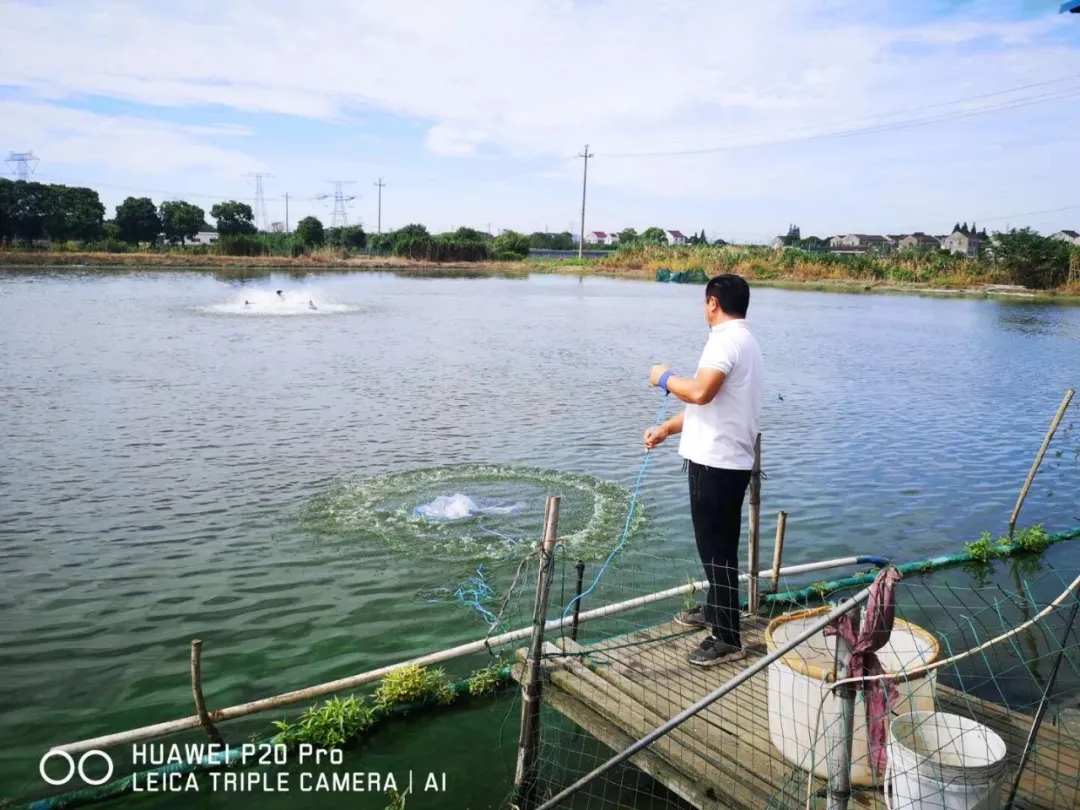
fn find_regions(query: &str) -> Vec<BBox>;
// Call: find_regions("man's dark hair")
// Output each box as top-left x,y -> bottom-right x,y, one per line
704,273 -> 750,317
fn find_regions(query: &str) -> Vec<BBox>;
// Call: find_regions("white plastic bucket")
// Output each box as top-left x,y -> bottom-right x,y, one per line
766,606 -> 940,785
886,711 -> 1008,810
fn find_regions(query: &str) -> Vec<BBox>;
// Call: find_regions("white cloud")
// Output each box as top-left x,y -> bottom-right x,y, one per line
0,101 -> 265,176
424,125 -> 490,157
0,0 -> 1078,234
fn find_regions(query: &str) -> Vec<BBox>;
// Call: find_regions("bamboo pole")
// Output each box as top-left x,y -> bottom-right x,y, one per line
50,554 -> 877,756
514,496 -> 560,810
190,641 -> 224,745
770,511 -> 788,594
826,604 -> 860,810
1009,388 -> 1074,540
747,433 -> 763,613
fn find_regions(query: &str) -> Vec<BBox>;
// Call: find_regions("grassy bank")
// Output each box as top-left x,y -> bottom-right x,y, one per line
595,243 -> 1080,297
3,245 -> 1079,301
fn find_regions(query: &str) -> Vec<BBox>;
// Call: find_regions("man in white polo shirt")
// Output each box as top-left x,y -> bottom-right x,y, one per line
644,274 -> 764,666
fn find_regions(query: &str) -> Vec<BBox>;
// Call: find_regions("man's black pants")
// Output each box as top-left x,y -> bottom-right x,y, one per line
687,460 -> 752,648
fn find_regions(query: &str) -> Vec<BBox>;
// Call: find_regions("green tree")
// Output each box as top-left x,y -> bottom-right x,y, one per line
9,182 -> 56,241
492,230 -> 531,259
0,178 -> 14,242
114,196 -> 162,244
59,186 -> 106,241
326,224 -> 366,248
296,216 -> 325,247
640,227 -> 668,245
618,228 -> 639,245
992,228 -> 1071,289
159,200 -> 206,245
699,229 -> 707,243
210,200 -> 257,235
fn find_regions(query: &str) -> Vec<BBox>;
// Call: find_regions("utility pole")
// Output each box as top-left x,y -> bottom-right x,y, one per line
373,178 -> 386,234
284,193 -> 290,234
577,144 -> 593,259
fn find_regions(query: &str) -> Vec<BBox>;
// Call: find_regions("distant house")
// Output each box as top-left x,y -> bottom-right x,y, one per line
1050,230 -> 1080,246
665,230 -> 688,245
584,231 -> 608,245
770,236 -> 787,250
941,228 -> 983,257
157,230 -> 218,247
830,234 -> 890,250
899,233 -> 941,250
604,231 -> 620,245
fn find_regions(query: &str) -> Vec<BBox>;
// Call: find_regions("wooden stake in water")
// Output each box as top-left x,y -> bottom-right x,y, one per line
771,510 -> 788,594
1009,388 -> 1074,540
514,496 -> 560,810
747,433 -> 763,613
190,640 -> 224,746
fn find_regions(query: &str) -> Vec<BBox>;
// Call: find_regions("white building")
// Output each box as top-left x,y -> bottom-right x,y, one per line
1050,230 -> 1080,246
665,230 -> 687,245
584,231 -> 608,245
941,229 -> 983,257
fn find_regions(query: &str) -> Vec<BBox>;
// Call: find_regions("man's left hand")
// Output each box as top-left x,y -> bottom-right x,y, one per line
650,364 -> 671,387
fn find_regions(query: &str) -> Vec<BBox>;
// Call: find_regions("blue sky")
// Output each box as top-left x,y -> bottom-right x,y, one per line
1,0 -> 1078,242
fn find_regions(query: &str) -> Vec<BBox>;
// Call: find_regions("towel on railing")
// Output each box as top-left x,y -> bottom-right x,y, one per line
825,565 -> 903,774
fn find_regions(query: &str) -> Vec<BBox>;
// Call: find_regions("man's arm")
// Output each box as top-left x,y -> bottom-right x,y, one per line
666,370 -> 726,406
651,365 -> 727,406
661,410 -> 685,435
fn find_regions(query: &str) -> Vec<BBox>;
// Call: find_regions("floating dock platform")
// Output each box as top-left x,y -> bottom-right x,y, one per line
513,617 -> 1080,810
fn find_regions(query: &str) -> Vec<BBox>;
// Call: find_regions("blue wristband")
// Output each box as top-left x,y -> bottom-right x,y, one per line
658,370 -> 674,394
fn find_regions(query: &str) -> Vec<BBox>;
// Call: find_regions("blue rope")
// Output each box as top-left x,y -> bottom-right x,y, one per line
561,395 -> 669,618
427,565 -> 501,623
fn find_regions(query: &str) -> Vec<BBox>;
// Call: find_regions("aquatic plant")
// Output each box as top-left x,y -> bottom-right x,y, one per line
1015,524 -> 1050,554
467,662 -> 509,697
965,531 -> 1001,564
965,523 -> 1050,564
272,695 -> 375,748
375,664 -> 455,709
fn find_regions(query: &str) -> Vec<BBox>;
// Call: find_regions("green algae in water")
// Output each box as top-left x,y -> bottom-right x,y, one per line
296,463 -> 644,563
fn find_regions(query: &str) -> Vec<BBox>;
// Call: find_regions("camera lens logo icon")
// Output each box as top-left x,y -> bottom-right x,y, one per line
40,750 -> 114,786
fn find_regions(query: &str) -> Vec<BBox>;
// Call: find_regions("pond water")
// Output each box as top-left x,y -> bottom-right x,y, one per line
1,270 -> 1078,808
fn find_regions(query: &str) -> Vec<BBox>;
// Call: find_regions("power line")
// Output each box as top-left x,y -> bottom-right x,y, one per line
6,151 -> 40,181
600,76 -> 1080,158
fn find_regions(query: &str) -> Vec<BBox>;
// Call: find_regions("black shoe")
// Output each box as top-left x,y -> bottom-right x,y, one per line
674,606 -> 709,628
688,636 -> 743,667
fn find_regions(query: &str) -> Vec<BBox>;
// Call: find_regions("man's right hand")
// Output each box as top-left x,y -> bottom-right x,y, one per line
644,424 -> 669,451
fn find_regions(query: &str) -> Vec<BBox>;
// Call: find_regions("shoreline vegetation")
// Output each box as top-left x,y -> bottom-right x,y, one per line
2,178 -> 1077,300
3,244 -> 1078,302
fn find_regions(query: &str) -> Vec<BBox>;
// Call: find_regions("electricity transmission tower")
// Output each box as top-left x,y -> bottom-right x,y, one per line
6,151 -> 39,181
245,172 -> 273,232
373,178 -> 386,234
317,181 -> 358,228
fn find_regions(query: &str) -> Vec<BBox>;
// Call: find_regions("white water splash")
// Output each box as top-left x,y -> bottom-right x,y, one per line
414,494 -> 526,521
202,288 -> 356,316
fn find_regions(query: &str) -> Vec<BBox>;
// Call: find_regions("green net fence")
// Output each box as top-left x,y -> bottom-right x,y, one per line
476,395 -> 1080,810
